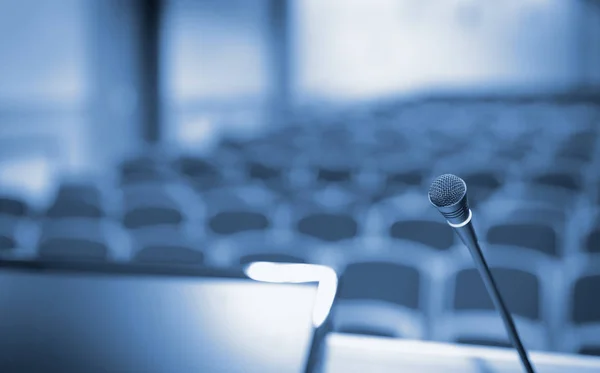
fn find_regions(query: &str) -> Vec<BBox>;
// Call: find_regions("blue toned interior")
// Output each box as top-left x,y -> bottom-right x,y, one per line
1,0 -> 600,361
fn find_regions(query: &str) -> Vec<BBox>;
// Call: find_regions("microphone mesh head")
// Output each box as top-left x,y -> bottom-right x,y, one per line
428,174 -> 467,207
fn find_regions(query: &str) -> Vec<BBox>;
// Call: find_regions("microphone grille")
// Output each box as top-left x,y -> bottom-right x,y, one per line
428,174 -> 467,207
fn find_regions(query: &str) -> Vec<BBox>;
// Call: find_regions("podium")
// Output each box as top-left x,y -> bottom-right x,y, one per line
323,333 -> 600,373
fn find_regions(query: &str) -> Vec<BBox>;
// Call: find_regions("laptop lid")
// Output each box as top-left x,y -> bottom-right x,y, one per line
0,260 -> 337,373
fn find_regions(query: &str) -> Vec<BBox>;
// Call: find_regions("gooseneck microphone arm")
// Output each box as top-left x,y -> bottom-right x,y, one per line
452,216 -> 536,373
429,174 -> 536,373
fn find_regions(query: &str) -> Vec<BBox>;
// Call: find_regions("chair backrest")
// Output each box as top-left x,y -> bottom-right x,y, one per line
46,200 -> 104,219
208,211 -> 270,235
297,212 -> 358,243
0,197 -> 28,217
339,261 -> 421,310
572,274 -> 600,325
123,206 -> 184,230
54,183 -> 102,205
38,237 -> 109,261
455,337 -> 512,349
486,223 -> 559,257
134,244 -> 204,265
532,172 -> 582,192
0,235 -> 16,250
579,346 -> 600,357
452,267 -> 541,320
173,156 -> 222,190
389,220 -> 455,251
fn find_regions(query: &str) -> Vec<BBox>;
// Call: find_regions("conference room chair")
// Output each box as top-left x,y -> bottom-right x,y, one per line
53,182 -> 103,206
434,256 -> 552,351
562,267 -> 600,356
119,154 -> 171,186
201,184 -> 288,266
0,196 -> 30,218
286,189 -> 368,270
582,214 -> 600,256
519,164 -> 586,212
555,130 -> 598,167
36,219 -> 116,261
0,195 -> 36,257
241,138 -> 303,196
172,155 -> 224,192
45,199 -> 105,220
483,205 -> 566,259
122,200 -> 185,230
331,256 -> 428,340
131,225 -> 204,265
367,150 -> 431,204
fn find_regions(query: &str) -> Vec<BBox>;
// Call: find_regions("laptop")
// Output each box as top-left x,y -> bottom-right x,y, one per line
0,259 -> 337,373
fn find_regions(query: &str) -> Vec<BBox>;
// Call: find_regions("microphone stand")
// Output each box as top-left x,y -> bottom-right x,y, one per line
453,220 -> 536,373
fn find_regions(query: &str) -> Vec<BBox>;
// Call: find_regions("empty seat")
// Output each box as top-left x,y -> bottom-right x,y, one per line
486,223 -> 559,257
389,220 -> 454,251
556,131 -> 597,164
532,172 -> 581,192
316,167 -> 354,184
45,201 -> 104,219
341,262 -> 421,309
454,268 -> 540,319
123,206 -> 184,229
54,183 -> 102,205
385,170 -> 424,188
248,162 -> 282,182
38,238 -> 109,261
120,156 -> 171,186
120,156 -> 160,175
461,171 -> 502,207
135,245 -> 204,265
201,186 -> 286,265
585,230 -> 600,254
297,213 -> 358,243
579,346 -> 600,357
438,265 -> 546,349
174,156 -> 222,190
455,337 -> 512,349
521,170 -> 583,210
37,219 -> 111,261
0,197 -> 28,217
0,235 -> 16,250
572,275 -> 600,324
208,211 -> 270,235
332,261 -> 424,339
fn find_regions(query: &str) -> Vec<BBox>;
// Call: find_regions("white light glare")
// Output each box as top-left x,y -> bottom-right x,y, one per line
244,262 -> 338,328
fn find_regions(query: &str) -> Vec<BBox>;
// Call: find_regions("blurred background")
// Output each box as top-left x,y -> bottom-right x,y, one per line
2,0 -> 600,358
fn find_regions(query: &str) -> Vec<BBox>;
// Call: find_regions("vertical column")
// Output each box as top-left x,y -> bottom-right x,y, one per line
138,0 -> 163,144
267,0 -> 292,119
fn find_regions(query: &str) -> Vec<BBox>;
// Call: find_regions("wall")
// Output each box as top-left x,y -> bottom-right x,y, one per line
293,0 -> 582,101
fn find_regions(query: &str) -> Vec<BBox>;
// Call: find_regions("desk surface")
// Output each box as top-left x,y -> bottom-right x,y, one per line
324,333 -> 600,373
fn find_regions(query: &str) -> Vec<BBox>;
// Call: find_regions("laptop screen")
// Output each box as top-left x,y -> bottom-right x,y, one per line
0,269 -> 321,373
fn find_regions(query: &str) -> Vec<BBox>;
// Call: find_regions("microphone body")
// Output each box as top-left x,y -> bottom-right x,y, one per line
429,174 -> 536,373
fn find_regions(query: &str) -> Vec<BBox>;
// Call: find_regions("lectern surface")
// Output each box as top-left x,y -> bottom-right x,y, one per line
324,333 -> 600,373
0,268 -> 319,373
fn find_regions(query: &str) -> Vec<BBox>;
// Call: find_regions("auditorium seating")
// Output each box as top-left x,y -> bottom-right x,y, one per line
332,259 -> 427,340
1,98 -> 600,355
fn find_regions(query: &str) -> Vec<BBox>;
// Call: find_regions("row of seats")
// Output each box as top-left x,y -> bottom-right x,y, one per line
1,98 -> 600,356
1,182 -> 599,259
332,255 -> 600,356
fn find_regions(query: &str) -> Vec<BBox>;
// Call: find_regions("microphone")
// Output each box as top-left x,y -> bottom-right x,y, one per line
428,174 -> 536,373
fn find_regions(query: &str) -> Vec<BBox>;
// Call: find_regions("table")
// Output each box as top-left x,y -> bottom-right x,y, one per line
323,333 -> 600,373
